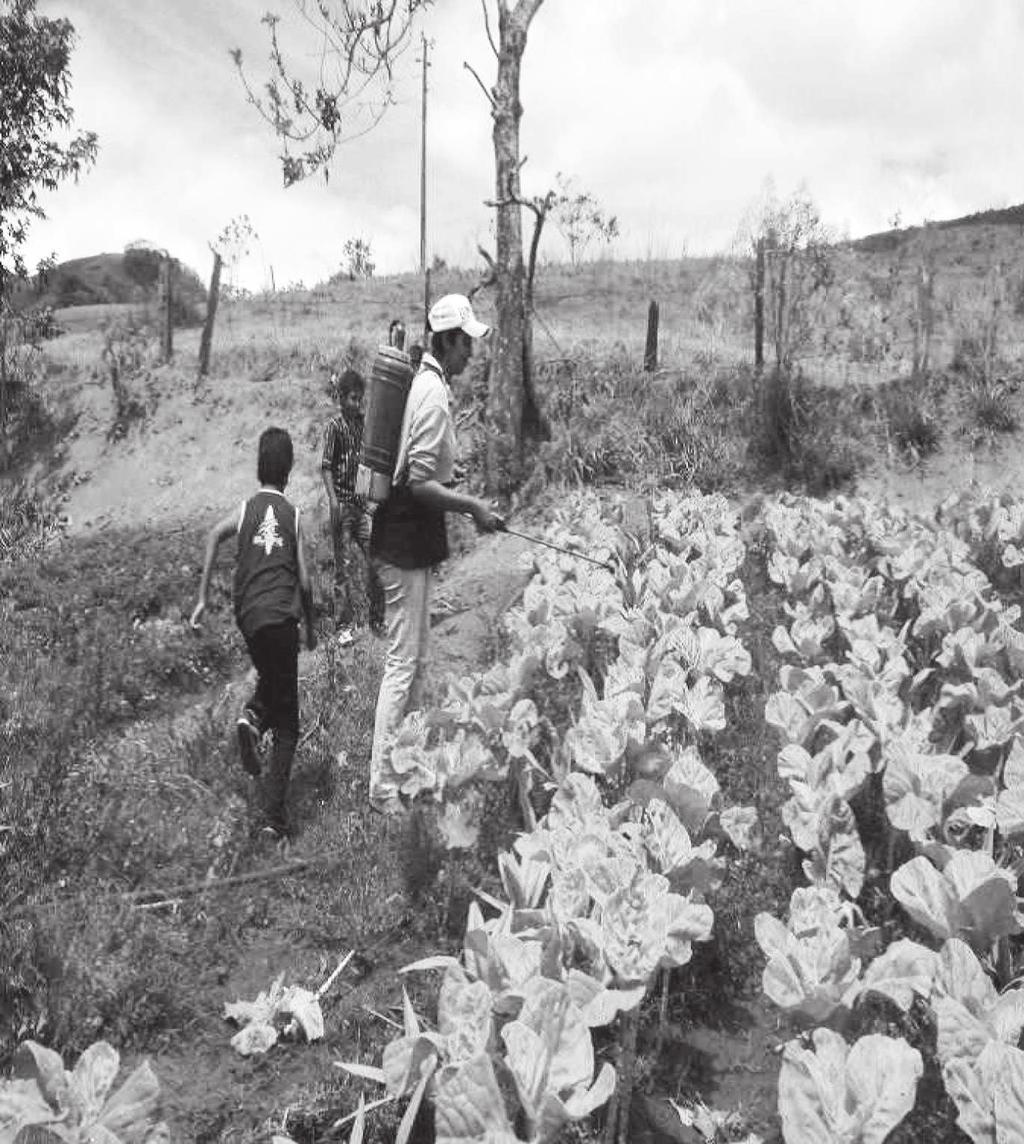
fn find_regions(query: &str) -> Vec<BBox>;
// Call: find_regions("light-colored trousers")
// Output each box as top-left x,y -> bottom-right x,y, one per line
369,560 -> 433,800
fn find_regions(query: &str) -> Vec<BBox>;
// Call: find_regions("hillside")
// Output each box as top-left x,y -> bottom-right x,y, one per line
9,249 -> 207,316
851,200 -> 1024,253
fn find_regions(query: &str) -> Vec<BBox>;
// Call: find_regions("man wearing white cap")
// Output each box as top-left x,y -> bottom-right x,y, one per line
368,293 -> 502,813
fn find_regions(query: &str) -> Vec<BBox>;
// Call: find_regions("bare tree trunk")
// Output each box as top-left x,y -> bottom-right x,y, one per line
486,0 -> 544,498
522,192 -> 550,442
753,237 -> 765,373
0,326 -> 9,473
774,255 -> 789,370
197,251 -> 223,382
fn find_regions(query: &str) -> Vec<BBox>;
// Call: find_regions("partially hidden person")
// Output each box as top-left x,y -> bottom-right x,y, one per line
320,367 -> 385,645
191,426 -> 317,839
368,293 -> 503,815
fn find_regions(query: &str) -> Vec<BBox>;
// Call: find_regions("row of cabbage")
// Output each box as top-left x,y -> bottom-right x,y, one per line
758,491 -> 1024,1143
341,492 -> 762,1144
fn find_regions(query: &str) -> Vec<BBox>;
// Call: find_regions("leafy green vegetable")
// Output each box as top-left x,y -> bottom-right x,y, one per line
778,1029 -> 922,1144
1,1039 -> 168,1143
890,852 -> 1023,950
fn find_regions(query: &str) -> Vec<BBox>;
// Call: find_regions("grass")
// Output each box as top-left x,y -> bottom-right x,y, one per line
0,497 -> 525,1138
7,237 -> 1024,1138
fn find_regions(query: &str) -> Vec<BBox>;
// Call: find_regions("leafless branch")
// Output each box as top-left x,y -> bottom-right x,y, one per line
469,245 -> 497,300
463,60 -> 494,106
480,0 -> 499,57
486,187 -> 554,221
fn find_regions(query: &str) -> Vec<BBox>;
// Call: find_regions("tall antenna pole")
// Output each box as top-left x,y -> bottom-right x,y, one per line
419,33 -> 429,276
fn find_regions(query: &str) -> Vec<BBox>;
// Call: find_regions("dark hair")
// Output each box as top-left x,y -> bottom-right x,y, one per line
257,426 -> 293,488
336,368 -> 365,398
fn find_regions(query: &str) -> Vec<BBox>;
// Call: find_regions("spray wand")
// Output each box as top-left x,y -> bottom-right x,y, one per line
494,519 -> 616,574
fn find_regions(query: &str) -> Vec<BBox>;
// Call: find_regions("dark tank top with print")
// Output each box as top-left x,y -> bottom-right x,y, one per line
233,490 -> 301,638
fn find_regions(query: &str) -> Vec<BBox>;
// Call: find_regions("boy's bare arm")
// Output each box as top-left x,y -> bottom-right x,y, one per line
296,519 -> 318,651
190,511 -> 239,628
321,468 -> 340,524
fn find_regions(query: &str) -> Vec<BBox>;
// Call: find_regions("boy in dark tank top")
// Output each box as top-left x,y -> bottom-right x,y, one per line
191,427 -> 316,839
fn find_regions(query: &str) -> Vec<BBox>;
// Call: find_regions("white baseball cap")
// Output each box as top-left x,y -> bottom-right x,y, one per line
427,293 -> 490,338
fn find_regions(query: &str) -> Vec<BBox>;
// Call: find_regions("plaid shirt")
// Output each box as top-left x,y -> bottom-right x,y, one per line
321,412 -> 364,503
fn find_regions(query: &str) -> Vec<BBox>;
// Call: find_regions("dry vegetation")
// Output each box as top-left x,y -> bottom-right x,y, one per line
4,224 -> 1024,1142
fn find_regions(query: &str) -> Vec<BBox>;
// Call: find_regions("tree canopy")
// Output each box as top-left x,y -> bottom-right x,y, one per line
232,1 -> 432,187
0,0 -> 98,296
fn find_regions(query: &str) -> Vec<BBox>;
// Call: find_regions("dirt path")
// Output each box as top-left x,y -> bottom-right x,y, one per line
136,527 -> 536,1142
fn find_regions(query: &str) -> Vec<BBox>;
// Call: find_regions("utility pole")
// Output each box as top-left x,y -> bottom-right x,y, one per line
420,33 -> 431,336
419,33 -> 429,276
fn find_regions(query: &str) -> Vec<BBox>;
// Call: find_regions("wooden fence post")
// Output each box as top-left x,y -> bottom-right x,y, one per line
644,299 -> 659,372
197,250 -> 223,382
159,257 -> 174,362
754,237 -> 765,373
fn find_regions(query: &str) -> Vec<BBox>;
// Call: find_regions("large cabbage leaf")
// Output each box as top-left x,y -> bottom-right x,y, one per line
437,966 -> 494,1066
943,1041 -> 1024,1144
432,1053 -> 519,1144
931,939 -> 1024,1069
599,873 -> 712,985
853,939 -> 937,1013
890,852 -> 1023,950
499,980 -> 616,1144
636,799 -> 722,895
996,737 -> 1024,839
801,796 -> 865,899
754,912 -> 860,1025
778,1029 -> 922,1144
1,1040 -> 168,1143
883,746 -> 969,842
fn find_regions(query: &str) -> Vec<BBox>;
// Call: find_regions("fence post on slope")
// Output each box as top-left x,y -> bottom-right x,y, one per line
644,299 -> 659,372
754,236 -> 765,374
197,249 -> 223,385
159,256 -> 174,363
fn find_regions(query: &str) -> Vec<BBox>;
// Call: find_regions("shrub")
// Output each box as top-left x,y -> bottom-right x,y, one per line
531,347 -> 753,492
887,396 -> 941,457
753,367 -> 866,494
875,374 -> 943,460
970,385 -> 1019,434
0,484 -> 67,562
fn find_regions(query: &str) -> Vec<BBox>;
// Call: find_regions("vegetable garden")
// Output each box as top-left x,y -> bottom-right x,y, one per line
334,483 -> 1024,1143
9,478 -> 1024,1142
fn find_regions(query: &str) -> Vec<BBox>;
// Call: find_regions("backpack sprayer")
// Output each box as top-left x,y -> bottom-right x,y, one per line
356,340 -> 615,575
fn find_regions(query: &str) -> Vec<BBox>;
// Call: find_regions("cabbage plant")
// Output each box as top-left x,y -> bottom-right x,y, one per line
777,1029 -> 922,1144
0,1040 -> 168,1142
890,851 -> 1023,951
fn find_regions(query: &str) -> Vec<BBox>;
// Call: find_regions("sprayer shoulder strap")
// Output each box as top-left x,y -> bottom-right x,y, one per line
393,362 -> 446,485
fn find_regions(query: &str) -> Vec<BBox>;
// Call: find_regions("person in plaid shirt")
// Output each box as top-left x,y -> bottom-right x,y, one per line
320,368 -> 384,642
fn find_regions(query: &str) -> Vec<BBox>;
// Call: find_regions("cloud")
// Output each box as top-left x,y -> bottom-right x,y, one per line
20,0 -> 1024,286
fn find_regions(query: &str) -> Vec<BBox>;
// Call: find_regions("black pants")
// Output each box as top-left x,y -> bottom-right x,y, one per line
244,620 -> 299,831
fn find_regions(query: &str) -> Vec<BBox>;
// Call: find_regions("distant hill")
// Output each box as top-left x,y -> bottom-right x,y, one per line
10,250 -> 207,320
852,203 -> 1024,253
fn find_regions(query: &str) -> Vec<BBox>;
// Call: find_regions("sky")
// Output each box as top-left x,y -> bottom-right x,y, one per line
20,0 -> 1024,291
